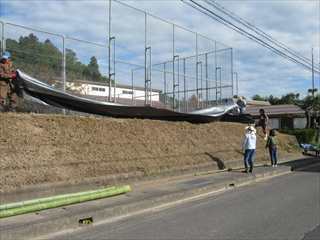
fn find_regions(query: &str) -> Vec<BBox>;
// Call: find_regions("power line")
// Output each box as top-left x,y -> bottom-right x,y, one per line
204,0 -> 313,66
182,0 -> 319,74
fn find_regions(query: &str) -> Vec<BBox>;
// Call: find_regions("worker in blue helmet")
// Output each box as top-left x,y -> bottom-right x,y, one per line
0,51 -> 17,111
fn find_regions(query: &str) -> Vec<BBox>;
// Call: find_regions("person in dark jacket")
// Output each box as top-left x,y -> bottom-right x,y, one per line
256,108 -> 269,140
0,51 -> 17,111
266,129 -> 278,167
236,96 -> 247,114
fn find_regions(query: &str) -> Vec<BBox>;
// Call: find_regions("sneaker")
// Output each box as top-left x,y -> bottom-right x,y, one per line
275,164 -> 278,167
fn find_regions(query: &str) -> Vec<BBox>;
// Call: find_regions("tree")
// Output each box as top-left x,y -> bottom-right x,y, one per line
86,56 -> 101,81
252,94 -> 266,101
278,93 -> 300,105
6,33 -> 107,84
252,93 -> 301,105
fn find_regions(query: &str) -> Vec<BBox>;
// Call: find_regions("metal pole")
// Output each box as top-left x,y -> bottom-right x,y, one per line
1,22 -> 5,56
144,46 -> 151,105
173,55 -> 179,110
172,24 -> 175,110
108,0 -> 112,102
131,69 -> 134,104
219,67 -> 222,104
205,53 -> 208,107
199,61 -> 203,107
144,12 -> 148,105
214,41 -> 218,105
215,67 -> 221,104
149,47 -> 152,106
177,57 -> 180,111
113,37 -> 116,103
234,72 -> 238,96
196,33 -> 199,107
183,58 -> 187,112
164,62 -> 167,106
312,47 -> 315,99
62,36 -> 66,92
231,48 -> 234,97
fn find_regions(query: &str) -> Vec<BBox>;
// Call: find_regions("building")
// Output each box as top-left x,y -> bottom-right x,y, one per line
246,102 -> 306,129
66,80 -> 161,106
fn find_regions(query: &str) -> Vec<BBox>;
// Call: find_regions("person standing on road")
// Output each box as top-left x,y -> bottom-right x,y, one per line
242,125 -> 257,173
266,129 -> 278,167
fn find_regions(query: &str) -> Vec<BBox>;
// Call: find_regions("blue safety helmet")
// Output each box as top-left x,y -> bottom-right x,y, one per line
1,51 -> 11,60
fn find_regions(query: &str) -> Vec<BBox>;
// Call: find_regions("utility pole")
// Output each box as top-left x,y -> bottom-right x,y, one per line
308,48 -> 316,100
312,47 -> 315,99
307,48 -> 317,129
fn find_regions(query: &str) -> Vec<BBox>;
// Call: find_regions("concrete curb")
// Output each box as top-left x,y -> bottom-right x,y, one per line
1,166 -> 293,240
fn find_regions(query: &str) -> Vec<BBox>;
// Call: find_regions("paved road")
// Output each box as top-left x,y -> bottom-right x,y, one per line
58,163 -> 320,240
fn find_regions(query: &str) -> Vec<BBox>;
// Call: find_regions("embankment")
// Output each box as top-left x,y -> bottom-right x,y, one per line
0,113 -> 301,193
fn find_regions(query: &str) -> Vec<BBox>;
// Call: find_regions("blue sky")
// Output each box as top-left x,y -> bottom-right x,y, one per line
0,0 -> 319,99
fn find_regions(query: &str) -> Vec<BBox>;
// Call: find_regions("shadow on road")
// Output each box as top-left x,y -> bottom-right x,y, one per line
280,158 -> 320,173
302,224 -> 320,240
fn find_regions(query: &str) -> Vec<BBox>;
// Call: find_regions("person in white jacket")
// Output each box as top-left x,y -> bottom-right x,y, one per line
242,126 -> 257,173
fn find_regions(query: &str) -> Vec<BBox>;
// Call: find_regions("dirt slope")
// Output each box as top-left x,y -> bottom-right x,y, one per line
0,113 -> 300,193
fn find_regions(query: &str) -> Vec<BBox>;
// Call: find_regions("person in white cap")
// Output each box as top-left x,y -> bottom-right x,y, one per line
242,125 -> 257,173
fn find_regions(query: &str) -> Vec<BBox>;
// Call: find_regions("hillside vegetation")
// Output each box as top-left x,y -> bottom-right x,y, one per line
7,34 -> 109,85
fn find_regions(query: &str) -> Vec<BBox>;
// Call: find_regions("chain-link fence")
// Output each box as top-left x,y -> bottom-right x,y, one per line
0,0 -> 234,113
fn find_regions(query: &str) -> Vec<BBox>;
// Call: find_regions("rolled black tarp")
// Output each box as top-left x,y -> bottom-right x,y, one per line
16,70 -> 254,124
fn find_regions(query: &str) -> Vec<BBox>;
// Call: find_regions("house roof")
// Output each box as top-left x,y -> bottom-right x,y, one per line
246,100 -> 271,106
246,104 -> 305,117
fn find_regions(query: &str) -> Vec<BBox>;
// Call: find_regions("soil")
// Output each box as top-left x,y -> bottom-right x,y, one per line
0,113 -> 301,193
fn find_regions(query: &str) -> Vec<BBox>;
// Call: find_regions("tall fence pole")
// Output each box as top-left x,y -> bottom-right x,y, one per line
172,24 -> 175,110
199,61 -> 203,108
236,72 -> 239,96
164,62 -> 167,106
108,0 -> 112,102
0,22 -> 5,56
195,33 -> 199,108
233,72 -> 238,96
112,38 -> 116,103
131,69 -> 134,104
62,36 -> 66,92
183,58 -> 187,112
205,53 -> 208,107
144,12 -> 148,105
177,56 -> 180,111
219,67 -> 222,104
148,46 -> 152,106
231,48 -> 234,97
214,41 -> 217,105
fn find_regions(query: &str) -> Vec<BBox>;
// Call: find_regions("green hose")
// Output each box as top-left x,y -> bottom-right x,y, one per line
0,186 -> 117,211
0,185 -> 131,218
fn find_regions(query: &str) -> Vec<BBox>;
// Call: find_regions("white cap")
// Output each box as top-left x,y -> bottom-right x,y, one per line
245,126 -> 256,133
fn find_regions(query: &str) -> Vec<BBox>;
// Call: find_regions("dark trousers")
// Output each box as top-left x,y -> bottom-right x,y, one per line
244,149 -> 255,171
0,78 -> 17,109
269,147 -> 278,165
